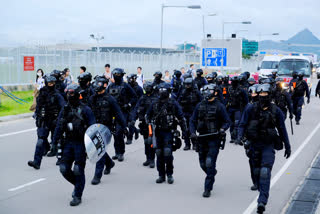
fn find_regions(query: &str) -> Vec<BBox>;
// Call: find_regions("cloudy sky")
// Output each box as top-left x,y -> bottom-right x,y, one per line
1,0 -> 319,47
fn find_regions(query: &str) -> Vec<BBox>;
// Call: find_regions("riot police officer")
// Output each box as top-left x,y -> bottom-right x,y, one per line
194,69 -> 207,90
106,68 -> 137,161
146,83 -> 187,184
239,74 -> 250,91
227,76 -> 248,144
237,84 -> 291,214
171,70 -> 184,98
28,76 -> 65,169
274,77 -> 293,120
289,71 -> 310,124
152,71 -> 165,95
89,77 -> 127,185
205,72 -> 217,84
189,84 -> 231,198
78,72 -> 94,105
248,77 -> 256,87
271,70 -> 278,80
53,84 -> 96,206
248,84 -> 260,104
127,73 -> 143,143
129,81 -> 158,168
50,70 -> 67,99
220,75 -> 230,104
178,78 -> 202,150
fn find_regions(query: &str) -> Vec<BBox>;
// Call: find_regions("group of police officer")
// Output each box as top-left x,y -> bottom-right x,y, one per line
27,67 -> 311,213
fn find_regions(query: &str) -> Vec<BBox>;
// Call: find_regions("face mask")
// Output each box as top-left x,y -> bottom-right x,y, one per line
207,79 -> 214,84
217,81 -> 222,85
259,95 -> 271,108
298,76 -> 303,80
231,81 -> 238,88
37,72 -> 42,77
197,73 -> 201,77
67,94 -> 79,106
292,74 -> 297,79
47,85 -> 55,91
159,90 -> 169,100
114,75 -> 123,83
250,95 -> 259,103
155,76 -> 161,81
79,81 -> 87,88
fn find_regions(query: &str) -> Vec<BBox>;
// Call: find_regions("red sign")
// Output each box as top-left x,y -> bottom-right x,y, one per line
23,56 -> 34,71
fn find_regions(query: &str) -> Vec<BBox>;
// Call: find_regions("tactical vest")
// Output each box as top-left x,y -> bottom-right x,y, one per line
246,103 -> 281,147
197,100 -> 218,134
274,91 -> 287,109
64,104 -> 87,141
109,83 -> 126,107
194,77 -> 204,90
172,78 -> 183,93
152,99 -> 176,130
92,94 -> 112,126
228,87 -> 242,108
80,87 -> 92,104
38,89 -> 60,120
294,80 -> 306,97
179,89 -> 199,113
138,95 -> 157,121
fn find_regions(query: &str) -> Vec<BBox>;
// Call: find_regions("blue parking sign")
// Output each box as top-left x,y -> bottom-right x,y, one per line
202,48 -> 227,67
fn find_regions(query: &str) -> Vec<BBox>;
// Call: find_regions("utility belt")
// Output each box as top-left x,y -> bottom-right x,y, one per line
246,128 -> 282,150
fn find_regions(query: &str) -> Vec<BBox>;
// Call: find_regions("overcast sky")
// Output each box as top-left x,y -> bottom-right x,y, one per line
1,0 -> 319,47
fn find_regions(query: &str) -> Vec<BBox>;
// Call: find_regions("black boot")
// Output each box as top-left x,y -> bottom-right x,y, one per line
47,145 -> 57,157
143,160 -> 150,166
118,154 -> 124,162
167,175 -> 174,184
296,120 -> 300,125
183,145 -> 190,151
202,190 -> 211,198
149,160 -> 155,168
257,203 -> 265,213
112,154 -> 118,160
156,176 -> 166,183
251,184 -> 258,191
70,197 -> 81,206
104,161 -> 115,175
126,140 -> 132,145
91,176 -> 101,185
134,129 -> 139,140
27,161 -> 40,170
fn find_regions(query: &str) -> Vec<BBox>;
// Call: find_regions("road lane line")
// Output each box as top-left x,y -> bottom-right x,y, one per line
0,128 -> 36,138
8,178 -> 46,192
243,121 -> 320,214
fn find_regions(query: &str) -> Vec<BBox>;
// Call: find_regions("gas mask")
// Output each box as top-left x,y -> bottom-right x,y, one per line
259,95 -> 271,108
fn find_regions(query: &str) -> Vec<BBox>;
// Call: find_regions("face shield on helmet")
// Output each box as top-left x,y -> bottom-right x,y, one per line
158,83 -> 171,99
45,76 -> 57,91
112,68 -> 125,83
216,76 -> 223,85
184,78 -> 193,90
257,84 -> 271,108
143,81 -> 153,95
93,77 -> 107,93
248,84 -> 259,102
65,84 -> 80,106
201,84 -> 217,101
196,69 -> 203,77
154,71 -> 162,82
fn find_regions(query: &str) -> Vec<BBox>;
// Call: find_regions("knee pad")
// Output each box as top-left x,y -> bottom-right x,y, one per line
260,167 -> 270,179
156,149 -> 162,156
253,168 -> 260,177
205,157 -> 213,168
163,148 -> 172,157
36,139 -> 44,147
59,164 -> 67,174
73,165 -> 81,176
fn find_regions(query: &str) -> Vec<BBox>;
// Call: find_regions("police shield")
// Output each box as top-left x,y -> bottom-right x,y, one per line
84,124 -> 112,163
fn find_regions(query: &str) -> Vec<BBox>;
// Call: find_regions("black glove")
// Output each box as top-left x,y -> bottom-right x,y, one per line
289,114 -> 294,120
190,133 -> 197,140
307,98 -> 310,104
284,148 -> 291,159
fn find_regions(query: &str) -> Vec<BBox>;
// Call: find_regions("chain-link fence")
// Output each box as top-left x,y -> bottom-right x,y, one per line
0,47 -> 260,85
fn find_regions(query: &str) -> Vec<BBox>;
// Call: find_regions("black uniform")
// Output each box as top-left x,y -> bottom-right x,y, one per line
273,87 -> 293,120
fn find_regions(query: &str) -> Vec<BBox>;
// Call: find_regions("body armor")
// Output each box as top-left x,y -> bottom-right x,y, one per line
38,89 -> 60,120
274,91 -> 287,109
152,99 -> 176,130
179,89 -> 200,113
91,94 -> 112,126
63,105 -> 87,141
197,100 -> 218,134
293,80 -> 306,97
228,87 -> 242,108
194,77 -> 205,90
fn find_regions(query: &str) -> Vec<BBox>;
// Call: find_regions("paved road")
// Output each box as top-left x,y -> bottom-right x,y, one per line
1,92 -> 320,214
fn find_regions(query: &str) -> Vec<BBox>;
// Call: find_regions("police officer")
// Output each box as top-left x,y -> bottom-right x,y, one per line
50,70 -> 67,99
146,83 -> 187,184
274,77 -> 293,120
220,75 -> 230,104
194,69 -> 208,90
78,72 -> 94,105
171,70 -> 184,98
178,78 -> 202,150
152,71 -> 165,95
248,84 -> 260,104
189,84 -> 231,198
106,68 -> 137,161
248,77 -> 256,87
271,70 -> 278,80
130,81 -> 158,168
28,76 -> 65,169
53,84 -> 96,206
205,72 -> 217,84
89,77 -> 127,185
227,76 -> 248,144
237,84 -> 291,214
239,74 -> 250,91
127,73 -> 144,143
289,71 -> 310,125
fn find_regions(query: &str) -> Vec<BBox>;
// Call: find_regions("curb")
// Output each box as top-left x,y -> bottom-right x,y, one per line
0,113 -> 33,122
285,151 -> 320,214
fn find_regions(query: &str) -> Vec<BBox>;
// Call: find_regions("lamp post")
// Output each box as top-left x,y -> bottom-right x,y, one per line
221,21 -> 251,73
258,32 -> 279,42
90,34 -> 104,53
160,4 -> 201,72
202,13 -> 217,40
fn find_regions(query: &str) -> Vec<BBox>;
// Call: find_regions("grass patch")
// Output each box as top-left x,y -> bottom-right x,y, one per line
0,90 -> 34,117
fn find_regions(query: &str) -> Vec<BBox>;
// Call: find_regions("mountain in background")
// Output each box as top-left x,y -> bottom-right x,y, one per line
259,28 -> 320,56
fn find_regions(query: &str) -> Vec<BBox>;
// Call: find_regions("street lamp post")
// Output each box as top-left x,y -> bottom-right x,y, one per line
202,13 -> 217,69
221,21 -> 251,73
160,4 -> 201,72
90,34 -> 104,53
258,32 -> 279,42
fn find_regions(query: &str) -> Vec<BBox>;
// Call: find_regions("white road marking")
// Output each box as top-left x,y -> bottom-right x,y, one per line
0,128 -> 36,138
8,178 -> 46,192
243,121 -> 320,214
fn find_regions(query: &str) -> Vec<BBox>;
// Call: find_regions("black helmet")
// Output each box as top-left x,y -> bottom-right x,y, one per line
92,76 -> 108,93
45,75 -> 56,85
127,73 -> 137,83
143,81 -> 154,95
242,71 -> 250,80
211,71 -> 218,79
65,83 -> 81,106
196,69 -> 203,76
50,70 -> 63,80
292,71 -> 298,78
174,70 -> 182,78
78,72 -> 92,88
183,78 -> 193,89
158,83 -> 171,99
112,68 -> 126,76
257,84 -> 272,108
231,76 -> 240,82
298,71 -> 304,78
201,84 -> 218,100
239,74 -> 247,82
153,71 -> 162,78
223,75 -> 229,84
257,83 -> 271,93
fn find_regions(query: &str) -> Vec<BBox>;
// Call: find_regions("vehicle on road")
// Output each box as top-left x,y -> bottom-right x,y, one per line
257,55 -> 282,77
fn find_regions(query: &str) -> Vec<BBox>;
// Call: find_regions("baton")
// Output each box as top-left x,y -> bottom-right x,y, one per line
197,132 -> 219,138
290,119 -> 294,135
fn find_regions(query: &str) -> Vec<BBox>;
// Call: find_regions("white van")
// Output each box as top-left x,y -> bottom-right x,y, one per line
257,55 -> 282,77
